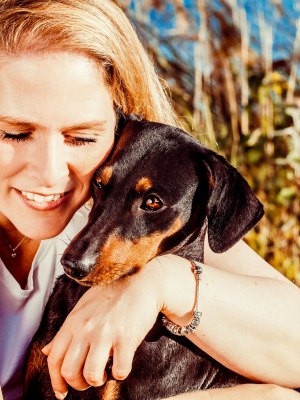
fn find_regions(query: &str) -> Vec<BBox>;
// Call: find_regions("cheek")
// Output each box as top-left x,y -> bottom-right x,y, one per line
0,144 -> 21,180
73,136 -> 115,181
0,144 -> 16,166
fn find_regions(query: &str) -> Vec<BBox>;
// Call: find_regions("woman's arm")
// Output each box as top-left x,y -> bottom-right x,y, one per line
162,240 -> 300,387
43,240 -> 300,397
164,384 -> 300,400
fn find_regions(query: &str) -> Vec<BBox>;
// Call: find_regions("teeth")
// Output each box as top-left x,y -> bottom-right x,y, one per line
21,191 -> 64,202
34,194 -> 45,202
53,194 -> 62,201
26,192 -> 35,200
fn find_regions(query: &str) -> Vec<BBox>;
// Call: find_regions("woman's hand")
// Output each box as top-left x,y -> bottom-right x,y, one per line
164,385 -> 300,400
42,258 -> 167,399
41,247 -> 300,398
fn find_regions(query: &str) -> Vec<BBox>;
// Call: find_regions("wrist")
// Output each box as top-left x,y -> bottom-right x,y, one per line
162,260 -> 203,335
151,255 -> 200,326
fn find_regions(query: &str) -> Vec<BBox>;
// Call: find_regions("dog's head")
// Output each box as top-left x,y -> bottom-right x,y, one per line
61,120 -> 264,285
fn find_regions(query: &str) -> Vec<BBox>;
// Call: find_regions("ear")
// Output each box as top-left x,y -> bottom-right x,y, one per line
202,152 -> 264,253
115,112 -> 142,136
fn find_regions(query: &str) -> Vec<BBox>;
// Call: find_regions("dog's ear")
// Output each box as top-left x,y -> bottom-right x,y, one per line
202,152 -> 264,253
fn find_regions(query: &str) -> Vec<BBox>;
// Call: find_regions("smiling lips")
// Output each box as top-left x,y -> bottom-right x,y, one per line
18,189 -> 69,211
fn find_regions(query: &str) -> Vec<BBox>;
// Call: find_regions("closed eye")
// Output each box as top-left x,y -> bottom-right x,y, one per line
0,130 -> 97,147
64,135 -> 97,147
0,131 -> 32,142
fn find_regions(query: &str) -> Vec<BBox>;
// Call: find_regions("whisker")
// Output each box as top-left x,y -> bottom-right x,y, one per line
65,233 -> 72,243
108,262 -> 131,267
84,203 -> 92,211
56,237 -> 71,246
181,229 -> 189,239
55,260 -> 64,272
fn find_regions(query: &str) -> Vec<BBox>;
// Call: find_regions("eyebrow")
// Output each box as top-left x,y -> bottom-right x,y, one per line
62,121 -> 107,132
0,115 -> 36,128
0,115 -> 107,131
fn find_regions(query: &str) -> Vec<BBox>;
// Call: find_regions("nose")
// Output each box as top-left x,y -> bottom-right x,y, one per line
27,133 -> 69,186
61,254 -> 94,280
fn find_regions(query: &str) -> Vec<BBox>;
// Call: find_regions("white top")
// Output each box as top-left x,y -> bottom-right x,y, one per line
0,207 -> 89,400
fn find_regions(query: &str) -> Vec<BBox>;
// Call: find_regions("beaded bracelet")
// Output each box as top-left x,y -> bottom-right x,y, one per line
162,260 -> 203,336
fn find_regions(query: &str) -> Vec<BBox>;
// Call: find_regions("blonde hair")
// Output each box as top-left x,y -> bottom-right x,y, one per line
0,0 -> 179,126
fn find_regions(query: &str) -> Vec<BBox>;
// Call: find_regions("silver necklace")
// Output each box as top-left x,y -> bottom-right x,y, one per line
4,235 -> 26,258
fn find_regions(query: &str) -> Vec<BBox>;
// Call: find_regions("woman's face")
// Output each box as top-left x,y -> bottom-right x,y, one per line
0,52 -> 116,239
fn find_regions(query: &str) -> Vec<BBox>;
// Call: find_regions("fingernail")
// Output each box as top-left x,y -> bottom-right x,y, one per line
113,374 -> 127,381
41,345 -> 49,355
54,391 -> 68,400
78,386 -> 91,391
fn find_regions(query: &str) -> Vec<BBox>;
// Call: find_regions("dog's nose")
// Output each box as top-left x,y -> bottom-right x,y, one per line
61,256 -> 90,280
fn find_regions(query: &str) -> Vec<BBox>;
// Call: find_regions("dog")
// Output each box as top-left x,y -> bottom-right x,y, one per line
24,118 -> 264,399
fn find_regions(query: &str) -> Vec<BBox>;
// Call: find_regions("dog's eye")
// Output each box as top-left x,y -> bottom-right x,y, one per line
141,195 -> 163,211
94,174 -> 103,189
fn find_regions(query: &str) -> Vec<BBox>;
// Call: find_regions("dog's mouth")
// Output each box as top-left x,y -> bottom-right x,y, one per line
66,265 -> 141,287
64,272 -> 92,286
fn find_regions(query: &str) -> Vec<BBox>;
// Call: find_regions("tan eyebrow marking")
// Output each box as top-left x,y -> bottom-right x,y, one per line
100,166 -> 113,185
135,177 -> 153,193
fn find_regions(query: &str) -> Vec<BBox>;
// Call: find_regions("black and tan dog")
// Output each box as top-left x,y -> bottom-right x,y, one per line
24,119 -> 264,399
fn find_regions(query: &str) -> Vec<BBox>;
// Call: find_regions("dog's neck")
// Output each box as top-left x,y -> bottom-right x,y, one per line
173,228 -> 206,262
162,219 -> 208,263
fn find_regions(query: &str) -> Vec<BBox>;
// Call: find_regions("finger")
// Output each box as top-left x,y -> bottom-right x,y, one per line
83,343 -> 112,387
46,333 -> 72,399
112,342 -> 133,380
60,337 -> 91,390
41,340 -> 53,356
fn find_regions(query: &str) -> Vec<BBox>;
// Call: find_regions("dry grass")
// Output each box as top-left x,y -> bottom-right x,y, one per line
119,0 -> 300,283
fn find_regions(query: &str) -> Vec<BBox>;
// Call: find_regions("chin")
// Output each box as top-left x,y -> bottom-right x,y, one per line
20,218 -> 73,241
24,228 -> 65,241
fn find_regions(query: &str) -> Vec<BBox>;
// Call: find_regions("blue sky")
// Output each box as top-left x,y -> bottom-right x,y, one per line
129,0 -> 300,60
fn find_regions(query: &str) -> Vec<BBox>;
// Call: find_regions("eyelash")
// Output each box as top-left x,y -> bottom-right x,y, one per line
0,131 -> 31,143
0,131 -> 97,146
64,136 -> 97,147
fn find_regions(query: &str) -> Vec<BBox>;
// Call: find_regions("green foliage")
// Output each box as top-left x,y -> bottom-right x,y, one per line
118,0 -> 300,283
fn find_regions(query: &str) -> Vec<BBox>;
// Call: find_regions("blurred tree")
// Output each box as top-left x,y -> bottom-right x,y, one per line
116,0 -> 300,283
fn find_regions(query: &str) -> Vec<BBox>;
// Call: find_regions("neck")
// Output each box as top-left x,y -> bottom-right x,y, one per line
0,219 -> 40,289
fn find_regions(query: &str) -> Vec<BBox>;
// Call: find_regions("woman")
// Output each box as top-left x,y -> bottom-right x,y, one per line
0,1 -> 299,400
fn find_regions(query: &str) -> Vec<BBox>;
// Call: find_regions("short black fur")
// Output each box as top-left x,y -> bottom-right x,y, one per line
24,120 -> 264,399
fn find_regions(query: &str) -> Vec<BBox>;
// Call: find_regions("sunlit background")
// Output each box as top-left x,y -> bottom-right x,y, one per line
116,0 -> 300,283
